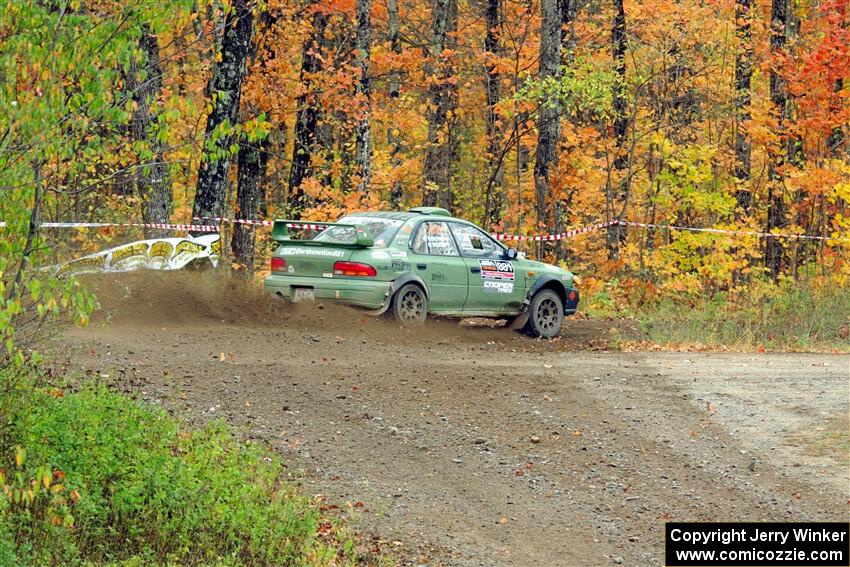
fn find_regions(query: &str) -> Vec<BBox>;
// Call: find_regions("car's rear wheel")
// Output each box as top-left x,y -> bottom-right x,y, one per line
526,289 -> 564,338
392,284 -> 427,325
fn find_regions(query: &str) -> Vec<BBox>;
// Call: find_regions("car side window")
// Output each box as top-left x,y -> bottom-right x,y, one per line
411,221 -> 459,256
449,223 -> 501,258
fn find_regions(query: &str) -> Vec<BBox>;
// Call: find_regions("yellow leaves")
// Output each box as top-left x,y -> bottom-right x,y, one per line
15,446 -> 26,468
300,177 -> 324,199
835,180 -> 850,203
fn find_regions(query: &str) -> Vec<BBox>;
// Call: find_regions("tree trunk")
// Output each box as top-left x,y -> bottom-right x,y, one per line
786,0 -> 807,273
422,0 -> 459,210
128,26 -> 172,237
232,139 -> 268,274
288,8 -> 327,216
483,0 -> 504,227
828,79 -> 845,155
192,0 -> 254,232
387,0 -> 404,207
8,162 -> 42,303
785,0 -> 804,169
607,0 -> 627,258
560,0 -> 576,61
533,0 -> 561,231
231,8 -> 274,274
611,0 -> 628,170
354,0 -> 372,192
555,0 -> 577,258
766,0 -> 788,280
733,0 -> 753,214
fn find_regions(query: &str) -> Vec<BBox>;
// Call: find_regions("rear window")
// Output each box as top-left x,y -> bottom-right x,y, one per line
312,215 -> 404,248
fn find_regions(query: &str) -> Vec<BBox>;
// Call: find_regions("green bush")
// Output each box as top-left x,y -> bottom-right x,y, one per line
0,379 -> 355,566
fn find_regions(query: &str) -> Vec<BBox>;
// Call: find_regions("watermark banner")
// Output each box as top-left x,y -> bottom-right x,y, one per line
665,522 -> 850,566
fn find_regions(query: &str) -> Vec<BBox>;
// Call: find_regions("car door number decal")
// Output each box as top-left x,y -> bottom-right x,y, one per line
479,259 -> 515,293
479,259 -> 514,280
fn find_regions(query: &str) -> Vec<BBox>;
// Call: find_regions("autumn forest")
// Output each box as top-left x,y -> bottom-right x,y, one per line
2,0 -> 850,303
3,2 -> 850,564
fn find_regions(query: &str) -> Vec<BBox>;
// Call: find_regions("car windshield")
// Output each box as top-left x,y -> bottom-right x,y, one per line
312,215 -> 404,248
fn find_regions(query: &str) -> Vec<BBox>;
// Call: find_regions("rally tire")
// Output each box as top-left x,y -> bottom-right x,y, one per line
526,289 -> 564,338
392,284 -> 428,325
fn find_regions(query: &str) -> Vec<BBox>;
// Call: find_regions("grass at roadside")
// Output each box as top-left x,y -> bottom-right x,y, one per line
586,278 -> 850,352
799,414 -> 850,468
0,369 -> 365,566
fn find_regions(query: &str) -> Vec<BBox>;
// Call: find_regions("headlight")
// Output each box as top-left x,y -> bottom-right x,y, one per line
572,275 -> 581,287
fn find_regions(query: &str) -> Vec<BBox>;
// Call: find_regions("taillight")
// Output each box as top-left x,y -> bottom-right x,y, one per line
271,257 -> 286,271
333,261 -> 377,277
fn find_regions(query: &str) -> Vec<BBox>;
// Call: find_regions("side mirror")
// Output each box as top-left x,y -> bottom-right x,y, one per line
506,248 -> 518,260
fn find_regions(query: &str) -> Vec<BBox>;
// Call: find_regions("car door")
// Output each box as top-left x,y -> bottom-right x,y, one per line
409,220 -> 468,312
449,222 -> 525,314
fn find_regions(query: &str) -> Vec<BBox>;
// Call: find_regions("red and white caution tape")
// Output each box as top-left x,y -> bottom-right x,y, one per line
0,221 -> 218,231
493,221 -> 615,242
192,216 -> 273,226
194,215 -> 616,240
193,217 -> 344,230
619,220 -> 850,243
191,215 -> 850,243
494,220 -> 849,243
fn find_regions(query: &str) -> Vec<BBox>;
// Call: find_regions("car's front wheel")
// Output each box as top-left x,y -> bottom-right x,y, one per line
392,283 -> 428,325
526,289 -> 564,338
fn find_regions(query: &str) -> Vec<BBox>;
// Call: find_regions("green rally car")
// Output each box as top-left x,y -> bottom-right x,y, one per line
263,207 -> 580,338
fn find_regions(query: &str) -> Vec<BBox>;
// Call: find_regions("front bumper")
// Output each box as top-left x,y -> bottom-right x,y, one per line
564,287 -> 580,315
263,273 -> 392,310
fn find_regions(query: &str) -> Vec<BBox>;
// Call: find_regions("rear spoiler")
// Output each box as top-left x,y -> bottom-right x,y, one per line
271,219 -> 374,247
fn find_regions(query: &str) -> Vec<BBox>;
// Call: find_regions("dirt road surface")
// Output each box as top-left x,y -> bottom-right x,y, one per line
58,273 -> 849,566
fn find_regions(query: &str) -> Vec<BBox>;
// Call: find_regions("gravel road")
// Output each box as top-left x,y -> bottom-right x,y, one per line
59,273 -> 849,566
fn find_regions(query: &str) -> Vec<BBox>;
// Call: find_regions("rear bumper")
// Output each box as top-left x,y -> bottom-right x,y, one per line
263,273 -> 392,309
564,287 -> 580,315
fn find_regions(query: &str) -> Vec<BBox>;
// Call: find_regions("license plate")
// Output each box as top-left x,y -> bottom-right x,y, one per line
292,288 -> 315,302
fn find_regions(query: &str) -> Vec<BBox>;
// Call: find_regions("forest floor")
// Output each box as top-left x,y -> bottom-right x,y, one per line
57,272 -> 849,567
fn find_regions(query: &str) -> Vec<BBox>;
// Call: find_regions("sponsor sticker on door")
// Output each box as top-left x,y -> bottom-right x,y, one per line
479,259 -> 515,280
484,280 -> 514,294
479,259 -> 515,293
